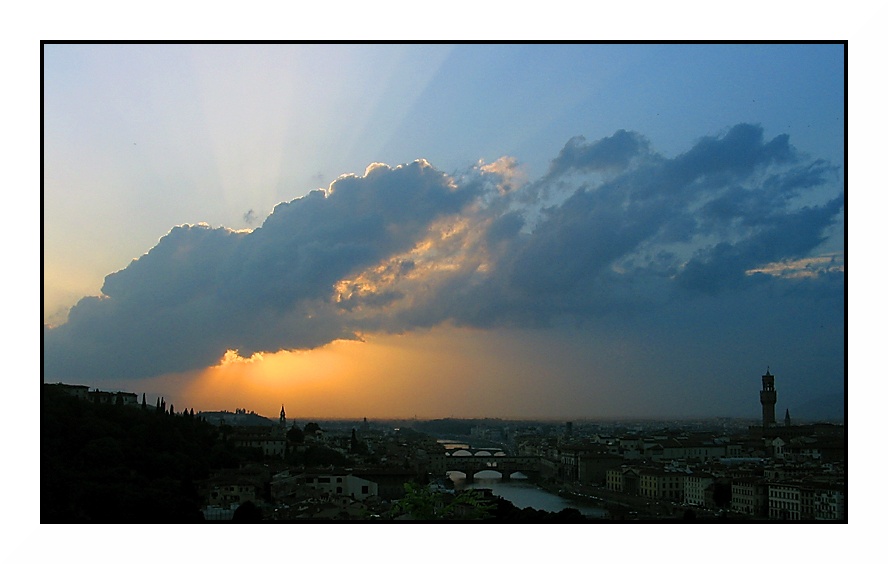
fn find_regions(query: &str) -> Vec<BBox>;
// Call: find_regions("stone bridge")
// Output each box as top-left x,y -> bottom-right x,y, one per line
434,449 -> 542,481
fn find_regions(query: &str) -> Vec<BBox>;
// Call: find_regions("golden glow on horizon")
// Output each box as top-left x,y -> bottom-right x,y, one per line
164,326 -> 611,421
183,341 -> 359,417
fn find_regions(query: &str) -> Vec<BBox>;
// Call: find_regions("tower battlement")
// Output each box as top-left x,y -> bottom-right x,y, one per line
760,367 -> 777,428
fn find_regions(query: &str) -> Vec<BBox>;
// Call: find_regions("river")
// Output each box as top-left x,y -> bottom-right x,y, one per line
450,471 -> 609,518
437,439 -> 608,518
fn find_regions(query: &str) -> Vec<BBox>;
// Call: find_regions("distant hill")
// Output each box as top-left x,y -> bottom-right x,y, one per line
199,410 -> 275,427
792,393 -> 845,423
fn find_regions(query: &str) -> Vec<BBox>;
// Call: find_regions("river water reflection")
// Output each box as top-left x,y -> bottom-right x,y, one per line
451,472 -> 608,518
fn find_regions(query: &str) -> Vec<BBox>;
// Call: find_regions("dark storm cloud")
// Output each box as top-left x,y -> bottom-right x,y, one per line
678,196 -> 844,293
43,125 -> 844,383
662,123 -> 794,185
413,124 -> 842,328
44,161 -> 480,381
545,129 -> 651,178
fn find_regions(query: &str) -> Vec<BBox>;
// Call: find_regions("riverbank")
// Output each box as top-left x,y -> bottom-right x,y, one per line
536,480 -> 678,520
544,481 -> 740,521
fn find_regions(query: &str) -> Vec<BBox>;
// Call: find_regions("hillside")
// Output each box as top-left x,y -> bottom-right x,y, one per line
41,385 -> 235,523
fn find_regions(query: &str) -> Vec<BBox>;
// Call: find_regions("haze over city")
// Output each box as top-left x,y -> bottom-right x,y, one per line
42,43 -> 845,422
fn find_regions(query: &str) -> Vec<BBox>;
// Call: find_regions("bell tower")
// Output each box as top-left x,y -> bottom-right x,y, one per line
760,368 -> 777,428
279,404 -> 287,429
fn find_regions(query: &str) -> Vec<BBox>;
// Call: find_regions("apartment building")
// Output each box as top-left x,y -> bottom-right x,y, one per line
271,469 -> 378,502
731,477 -> 768,517
684,471 -> 716,507
768,481 -> 802,520
638,467 -> 685,501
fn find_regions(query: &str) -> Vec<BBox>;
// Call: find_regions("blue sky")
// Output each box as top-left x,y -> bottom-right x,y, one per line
43,43 -> 845,323
41,43 -> 847,422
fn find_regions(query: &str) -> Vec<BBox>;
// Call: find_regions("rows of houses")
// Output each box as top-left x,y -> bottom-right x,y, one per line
604,463 -> 845,520
200,463 -> 420,520
511,425 -> 845,521
229,427 -> 287,458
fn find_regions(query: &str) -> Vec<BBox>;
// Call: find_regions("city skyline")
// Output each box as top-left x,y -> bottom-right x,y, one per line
43,43 -> 845,421
56,364 -> 841,424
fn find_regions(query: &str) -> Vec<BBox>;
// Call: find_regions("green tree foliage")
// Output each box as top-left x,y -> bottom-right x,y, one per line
395,482 -> 494,520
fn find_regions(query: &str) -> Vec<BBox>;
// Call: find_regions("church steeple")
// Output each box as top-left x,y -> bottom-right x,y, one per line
785,408 -> 791,427
279,404 -> 286,428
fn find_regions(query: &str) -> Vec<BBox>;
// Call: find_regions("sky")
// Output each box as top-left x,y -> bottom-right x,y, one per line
42,43 -> 846,421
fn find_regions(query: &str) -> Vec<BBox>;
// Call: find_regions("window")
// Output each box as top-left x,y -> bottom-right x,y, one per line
362,485 -> 369,494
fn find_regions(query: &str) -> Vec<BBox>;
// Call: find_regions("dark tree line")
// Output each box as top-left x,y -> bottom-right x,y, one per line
42,386 -> 241,523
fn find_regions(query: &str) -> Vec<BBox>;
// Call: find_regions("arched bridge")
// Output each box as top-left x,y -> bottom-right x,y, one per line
434,450 -> 542,481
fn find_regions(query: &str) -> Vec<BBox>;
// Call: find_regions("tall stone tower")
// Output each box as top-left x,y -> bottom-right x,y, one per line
279,404 -> 287,429
760,368 -> 777,428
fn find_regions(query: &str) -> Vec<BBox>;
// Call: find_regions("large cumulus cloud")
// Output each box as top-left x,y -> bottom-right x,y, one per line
43,124 -> 844,384
44,160 -> 480,380
376,124 -> 842,330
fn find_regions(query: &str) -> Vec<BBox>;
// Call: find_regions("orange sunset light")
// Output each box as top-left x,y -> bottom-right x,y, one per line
178,331 -> 451,419
175,326 -> 557,421
183,341 -> 359,418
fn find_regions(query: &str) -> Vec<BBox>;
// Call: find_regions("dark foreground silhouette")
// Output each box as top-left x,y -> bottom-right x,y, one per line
42,386 -> 220,523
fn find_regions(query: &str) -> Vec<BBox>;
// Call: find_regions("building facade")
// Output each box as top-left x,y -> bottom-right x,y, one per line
684,472 -> 715,507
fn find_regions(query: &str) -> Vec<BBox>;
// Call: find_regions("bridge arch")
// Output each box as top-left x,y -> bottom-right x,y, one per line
439,453 -> 542,481
446,469 -> 530,481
